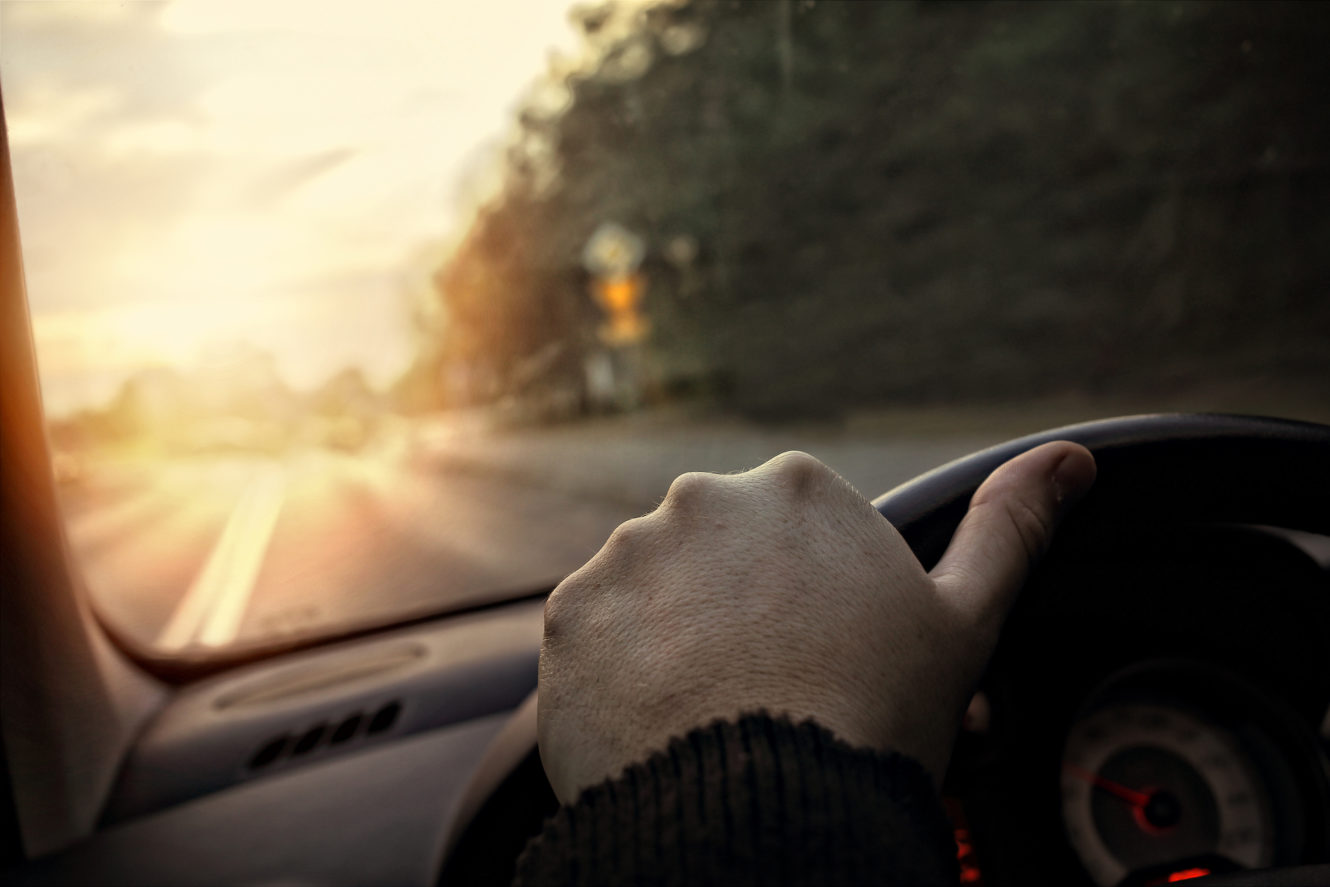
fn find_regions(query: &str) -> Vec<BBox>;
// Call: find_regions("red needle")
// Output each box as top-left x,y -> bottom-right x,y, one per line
1063,763 -> 1153,808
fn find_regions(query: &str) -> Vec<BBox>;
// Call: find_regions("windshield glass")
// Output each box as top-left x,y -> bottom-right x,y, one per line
5,0 -> 1327,657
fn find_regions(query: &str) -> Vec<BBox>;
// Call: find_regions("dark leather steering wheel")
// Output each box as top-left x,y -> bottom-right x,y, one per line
872,413 -> 1329,570
438,413 -> 1330,886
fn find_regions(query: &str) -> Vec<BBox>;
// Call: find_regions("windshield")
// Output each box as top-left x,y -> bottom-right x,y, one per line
4,0 -> 1327,658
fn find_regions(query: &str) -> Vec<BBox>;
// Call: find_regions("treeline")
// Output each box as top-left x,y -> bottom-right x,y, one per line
419,0 -> 1330,418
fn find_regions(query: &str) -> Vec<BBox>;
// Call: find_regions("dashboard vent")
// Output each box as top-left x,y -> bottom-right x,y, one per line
247,699 -> 402,772
366,700 -> 401,735
291,723 -> 327,756
248,734 -> 288,770
329,712 -> 362,745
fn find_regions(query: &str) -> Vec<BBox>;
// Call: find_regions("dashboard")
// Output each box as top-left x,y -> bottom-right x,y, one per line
9,528 -> 1327,887
946,524 -> 1330,886
443,522 -> 1330,886
8,601 -> 546,886
8,416 -> 1330,887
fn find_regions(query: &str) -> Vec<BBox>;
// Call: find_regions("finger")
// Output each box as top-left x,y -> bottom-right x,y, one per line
930,440 -> 1095,619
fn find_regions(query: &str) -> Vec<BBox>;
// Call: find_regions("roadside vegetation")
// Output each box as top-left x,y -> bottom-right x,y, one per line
416,0 -> 1330,420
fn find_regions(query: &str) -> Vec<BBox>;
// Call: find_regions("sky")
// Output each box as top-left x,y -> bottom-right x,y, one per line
1,0 -> 586,416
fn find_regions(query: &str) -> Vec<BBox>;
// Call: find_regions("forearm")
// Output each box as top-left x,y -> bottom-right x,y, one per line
514,712 -> 959,886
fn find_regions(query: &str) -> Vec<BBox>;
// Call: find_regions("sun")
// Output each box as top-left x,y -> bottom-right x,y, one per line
101,216 -> 288,366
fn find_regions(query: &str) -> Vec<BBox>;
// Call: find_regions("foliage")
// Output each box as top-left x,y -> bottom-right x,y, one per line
431,0 -> 1330,418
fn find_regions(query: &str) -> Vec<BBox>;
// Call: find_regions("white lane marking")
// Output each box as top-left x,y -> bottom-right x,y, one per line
156,466 -> 287,650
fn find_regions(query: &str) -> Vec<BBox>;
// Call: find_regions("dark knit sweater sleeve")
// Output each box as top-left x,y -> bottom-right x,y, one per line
512,713 -> 960,886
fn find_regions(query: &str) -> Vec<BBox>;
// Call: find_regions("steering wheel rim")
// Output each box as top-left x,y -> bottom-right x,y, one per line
438,413 -> 1330,886
874,413 -> 1330,571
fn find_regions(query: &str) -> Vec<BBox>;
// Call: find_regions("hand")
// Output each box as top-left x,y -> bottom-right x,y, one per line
538,443 -> 1096,803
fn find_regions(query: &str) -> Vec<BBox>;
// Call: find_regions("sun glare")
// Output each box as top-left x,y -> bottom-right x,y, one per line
4,0 -> 583,422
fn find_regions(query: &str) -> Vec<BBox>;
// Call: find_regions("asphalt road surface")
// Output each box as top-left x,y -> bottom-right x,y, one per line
56,413 -> 1004,654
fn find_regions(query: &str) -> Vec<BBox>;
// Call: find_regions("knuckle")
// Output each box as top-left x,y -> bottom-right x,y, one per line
543,561 -> 604,634
607,514 -> 651,548
543,584 -> 572,633
601,514 -> 664,560
664,471 -> 716,510
769,450 -> 829,489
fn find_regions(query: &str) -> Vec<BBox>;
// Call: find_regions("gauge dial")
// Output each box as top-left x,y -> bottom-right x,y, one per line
1061,702 -> 1275,886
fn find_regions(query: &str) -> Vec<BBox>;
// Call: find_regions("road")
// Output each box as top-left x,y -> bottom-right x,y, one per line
56,412 -> 1005,653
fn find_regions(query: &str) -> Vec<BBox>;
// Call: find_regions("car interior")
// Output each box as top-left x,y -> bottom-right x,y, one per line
3,12 -> 1330,887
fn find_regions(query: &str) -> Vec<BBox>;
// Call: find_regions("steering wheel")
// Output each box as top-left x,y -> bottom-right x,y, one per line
438,413 -> 1330,886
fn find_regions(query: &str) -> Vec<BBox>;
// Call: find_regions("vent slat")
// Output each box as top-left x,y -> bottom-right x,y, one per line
246,699 -> 402,772
367,701 -> 402,735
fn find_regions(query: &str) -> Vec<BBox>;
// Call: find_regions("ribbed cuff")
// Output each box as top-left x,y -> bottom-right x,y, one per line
513,712 -> 959,887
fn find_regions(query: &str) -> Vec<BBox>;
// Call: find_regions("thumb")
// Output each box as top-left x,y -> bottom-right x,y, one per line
930,440 -> 1096,620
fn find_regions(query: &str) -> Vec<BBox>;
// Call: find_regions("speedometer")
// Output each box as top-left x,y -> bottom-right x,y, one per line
1061,702 -> 1275,886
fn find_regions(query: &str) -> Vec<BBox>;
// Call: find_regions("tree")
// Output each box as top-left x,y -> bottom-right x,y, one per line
431,0 -> 1330,417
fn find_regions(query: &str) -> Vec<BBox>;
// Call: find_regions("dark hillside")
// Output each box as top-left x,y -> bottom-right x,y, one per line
428,0 -> 1330,418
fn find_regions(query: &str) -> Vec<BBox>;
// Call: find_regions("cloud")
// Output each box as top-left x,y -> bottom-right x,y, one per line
3,83 -> 121,147
5,0 -> 586,412
243,148 -> 359,207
